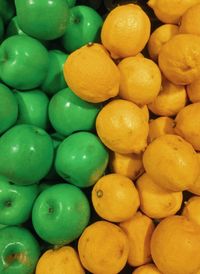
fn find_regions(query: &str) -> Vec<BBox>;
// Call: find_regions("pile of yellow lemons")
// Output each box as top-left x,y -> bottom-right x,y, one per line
36,1 -> 200,273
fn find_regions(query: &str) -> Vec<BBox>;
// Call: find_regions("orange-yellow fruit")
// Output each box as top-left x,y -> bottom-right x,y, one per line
148,77 -> 187,116
120,211 -> 155,267
63,43 -> 120,103
143,134 -> 200,191
147,0 -> 200,24
101,4 -> 151,59
148,24 -> 179,61
136,173 -> 183,219
92,173 -> 140,222
78,221 -> 129,274
179,3 -> 200,36
109,151 -> 144,180
96,99 -> 149,154
132,263 -> 162,274
151,215 -> 200,274
141,105 -> 149,121
188,153 -> 200,195
187,79 -> 200,103
182,196 -> 200,226
175,102 -> 200,151
35,246 -> 85,274
158,34 -> 200,85
148,116 -> 175,143
118,56 -> 161,106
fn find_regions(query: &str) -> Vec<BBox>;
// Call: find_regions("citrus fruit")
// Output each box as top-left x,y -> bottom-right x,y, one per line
96,99 -> 149,154
136,173 -> 183,219
118,56 -> 162,106
179,3 -> 200,36
132,263 -> 162,274
148,116 -> 175,143
147,0 -> 200,24
148,76 -> 187,116
148,23 -> 179,61
187,79 -> 200,103
182,196 -> 200,226
143,134 -> 199,191
158,34 -> 200,85
101,4 -> 151,59
63,43 -> 120,103
120,211 -> 155,267
35,246 -> 85,274
109,151 -> 144,180
78,220 -> 129,274
188,153 -> 200,195
92,173 -> 140,222
175,102 -> 200,151
151,215 -> 200,274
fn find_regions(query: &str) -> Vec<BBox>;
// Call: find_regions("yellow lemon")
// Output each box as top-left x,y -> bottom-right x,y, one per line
175,102 -> 200,151
118,56 -> 162,106
101,4 -> 151,59
148,0 -> 200,23
151,215 -> 200,274
120,211 -> 155,267
96,99 -> 149,154
143,134 -> 199,191
158,34 -> 200,85
63,43 -> 120,103
136,173 -> 183,219
148,116 -> 175,143
78,221 -> 129,274
182,196 -> 200,226
148,77 -> 187,116
148,24 -> 179,61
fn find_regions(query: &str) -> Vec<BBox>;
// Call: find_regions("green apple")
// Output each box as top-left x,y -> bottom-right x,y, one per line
32,183 -> 90,244
55,131 -> 109,187
41,50 -> 68,96
0,16 -> 4,42
0,83 -> 18,135
0,35 -> 49,90
15,0 -> 69,40
0,124 -> 54,185
15,89 -> 49,130
0,176 -> 39,225
0,0 -> 15,24
0,226 -> 40,274
6,16 -> 25,37
61,5 -> 103,52
49,87 -> 101,136
44,132 -> 64,181
67,0 -> 76,8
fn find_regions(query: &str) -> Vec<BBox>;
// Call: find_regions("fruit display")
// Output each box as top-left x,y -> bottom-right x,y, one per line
1,1 -> 200,273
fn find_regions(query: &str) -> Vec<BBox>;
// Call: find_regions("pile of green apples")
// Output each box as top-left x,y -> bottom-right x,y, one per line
0,1 -> 109,273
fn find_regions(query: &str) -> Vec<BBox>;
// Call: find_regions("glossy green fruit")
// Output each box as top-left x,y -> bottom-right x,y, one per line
0,35 -> 49,90
61,5 -> 103,52
6,16 -> 25,37
66,0 -> 76,7
44,132 -> 64,181
41,50 -> 68,96
55,132 -> 109,187
0,16 -> 4,42
0,84 -> 18,135
15,0 -> 69,40
0,176 -> 39,225
0,0 -> 15,24
32,183 -> 90,244
0,226 -> 40,274
0,124 -> 54,185
15,89 -> 49,130
49,87 -> 101,136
